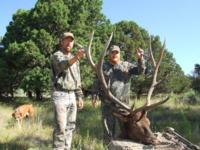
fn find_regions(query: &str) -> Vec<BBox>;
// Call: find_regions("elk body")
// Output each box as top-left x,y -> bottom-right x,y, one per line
85,31 -> 169,145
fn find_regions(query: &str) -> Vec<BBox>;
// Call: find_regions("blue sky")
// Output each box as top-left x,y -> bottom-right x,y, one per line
1,0 -> 200,75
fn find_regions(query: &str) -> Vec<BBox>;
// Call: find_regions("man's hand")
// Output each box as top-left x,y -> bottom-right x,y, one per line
136,48 -> 144,60
76,48 -> 85,60
78,99 -> 84,109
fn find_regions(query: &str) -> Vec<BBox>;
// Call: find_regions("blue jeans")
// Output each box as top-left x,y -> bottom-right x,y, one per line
52,91 -> 77,150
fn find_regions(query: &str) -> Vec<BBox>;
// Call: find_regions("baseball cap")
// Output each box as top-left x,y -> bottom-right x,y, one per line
62,32 -> 74,40
110,45 -> 120,53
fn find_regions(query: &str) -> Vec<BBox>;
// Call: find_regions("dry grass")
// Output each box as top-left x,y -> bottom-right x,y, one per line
0,99 -> 104,150
0,95 -> 200,149
0,101 -> 53,150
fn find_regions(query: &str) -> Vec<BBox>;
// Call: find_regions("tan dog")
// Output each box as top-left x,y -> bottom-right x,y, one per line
12,104 -> 34,128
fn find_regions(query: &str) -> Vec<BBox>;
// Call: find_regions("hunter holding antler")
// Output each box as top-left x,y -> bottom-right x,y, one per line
91,45 -> 146,144
51,31 -> 85,150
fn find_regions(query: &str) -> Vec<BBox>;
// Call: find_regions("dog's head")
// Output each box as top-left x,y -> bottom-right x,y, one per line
12,109 -> 22,119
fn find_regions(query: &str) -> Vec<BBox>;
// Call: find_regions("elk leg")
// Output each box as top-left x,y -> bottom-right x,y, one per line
17,118 -> 22,128
25,116 -> 30,128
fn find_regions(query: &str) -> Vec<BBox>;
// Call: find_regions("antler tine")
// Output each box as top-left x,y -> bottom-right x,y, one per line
132,96 -> 169,114
146,41 -> 166,106
86,31 -> 96,70
155,40 -> 165,71
95,32 -> 113,92
149,36 -> 156,67
132,39 -> 168,114
96,32 -> 131,111
85,31 -> 131,111
97,32 -> 114,69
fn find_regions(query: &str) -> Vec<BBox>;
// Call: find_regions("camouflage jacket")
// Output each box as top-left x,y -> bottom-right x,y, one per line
92,59 -> 145,104
51,50 -> 83,101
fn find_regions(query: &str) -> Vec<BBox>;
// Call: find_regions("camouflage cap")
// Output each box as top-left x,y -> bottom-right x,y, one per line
62,32 -> 74,40
110,45 -> 120,53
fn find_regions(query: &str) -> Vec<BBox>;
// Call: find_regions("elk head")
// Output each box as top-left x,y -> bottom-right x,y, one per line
85,31 -> 169,145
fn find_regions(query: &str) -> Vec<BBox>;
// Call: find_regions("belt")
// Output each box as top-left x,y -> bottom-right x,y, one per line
55,88 -> 75,93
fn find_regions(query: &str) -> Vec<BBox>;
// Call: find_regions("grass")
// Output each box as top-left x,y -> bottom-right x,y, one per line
0,98 -> 105,150
0,99 -> 53,150
150,105 -> 200,145
0,95 -> 200,150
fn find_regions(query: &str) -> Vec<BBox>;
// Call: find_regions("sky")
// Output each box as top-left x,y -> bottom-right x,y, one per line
1,0 -> 200,75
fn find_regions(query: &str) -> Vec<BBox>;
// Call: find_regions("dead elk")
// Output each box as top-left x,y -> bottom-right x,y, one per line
112,97 -> 169,145
85,31 -> 169,145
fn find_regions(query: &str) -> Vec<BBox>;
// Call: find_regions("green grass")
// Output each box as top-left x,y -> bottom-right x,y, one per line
71,101 -> 105,150
149,105 -> 200,145
0,98 -> 105,150
0,95 -> 200,150
0,99 -> 53,150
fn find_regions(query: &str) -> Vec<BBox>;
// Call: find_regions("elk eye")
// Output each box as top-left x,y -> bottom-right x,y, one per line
143,127 -> 148,134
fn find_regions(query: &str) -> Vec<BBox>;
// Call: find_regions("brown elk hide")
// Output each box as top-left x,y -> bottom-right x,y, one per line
113,110 -> 158,145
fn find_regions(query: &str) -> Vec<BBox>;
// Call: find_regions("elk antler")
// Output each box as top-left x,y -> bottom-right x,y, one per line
85,31 -> 169,115
85,32 -> 171,145
146,37 -> 166,106
131,37 -> 169,114
86,31 -> 131,111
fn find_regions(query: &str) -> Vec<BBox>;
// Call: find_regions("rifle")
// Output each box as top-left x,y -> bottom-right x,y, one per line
165,127 -> 200,150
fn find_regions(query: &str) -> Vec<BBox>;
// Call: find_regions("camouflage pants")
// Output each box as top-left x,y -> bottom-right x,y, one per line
52,91 -> 77,150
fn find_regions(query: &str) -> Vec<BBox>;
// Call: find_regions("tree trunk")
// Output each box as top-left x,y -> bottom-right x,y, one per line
35,89 -> 43,100
27,90 -> 33,99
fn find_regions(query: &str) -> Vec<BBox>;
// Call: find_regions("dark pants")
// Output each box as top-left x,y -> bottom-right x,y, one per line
101,102 -> 124,145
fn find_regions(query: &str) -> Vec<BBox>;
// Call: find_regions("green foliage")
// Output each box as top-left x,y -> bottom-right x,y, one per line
194,64 -> 200,76
111,21 -> 190,97
177,89 -> 200,105
32,0 -> 69,36
149,36 -> 191,94
160,64 -> 191,93
0,59 -> 13,95
112,21 -> 148,61
2,9 -> 31,46
0,0 -> 190,99
66,0 -> 106,33
21,67 -> 51,98
192,76 -> 200,93
6,41 -> 46,68
190,63 -> 200,93
1,41 -> 48,97
0,0 -> 113,98
30,29 -> 55,56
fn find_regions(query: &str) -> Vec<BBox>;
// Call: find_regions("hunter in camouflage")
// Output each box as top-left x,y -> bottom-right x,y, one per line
92,45 -> 146,144
51,31 -> 84,150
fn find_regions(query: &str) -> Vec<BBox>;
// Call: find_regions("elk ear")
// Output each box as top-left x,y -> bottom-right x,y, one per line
136,110 -> 147,122
131,102 -> 135,110
113,112 -> 129,122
